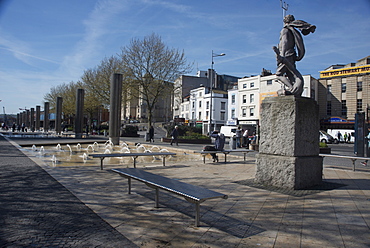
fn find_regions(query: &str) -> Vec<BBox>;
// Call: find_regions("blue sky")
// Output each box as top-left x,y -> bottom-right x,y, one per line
1,0 -> 370,114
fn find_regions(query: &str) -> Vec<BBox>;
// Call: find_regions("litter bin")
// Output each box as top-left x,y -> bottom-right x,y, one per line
229,136 -> 236,149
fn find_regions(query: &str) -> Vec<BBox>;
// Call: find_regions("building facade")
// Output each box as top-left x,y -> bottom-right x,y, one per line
229,73 -> 318,133
318,56 -> 370,129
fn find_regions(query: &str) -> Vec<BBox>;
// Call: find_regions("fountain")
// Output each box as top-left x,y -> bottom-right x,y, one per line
76,143 -> 82,150
66,144 -> 72,154
23,141 -> 200,168
86,144 -> 95,153
56,144 -> 62,151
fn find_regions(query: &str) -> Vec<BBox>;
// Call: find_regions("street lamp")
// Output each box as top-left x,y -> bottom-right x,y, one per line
209,50 -> 226,135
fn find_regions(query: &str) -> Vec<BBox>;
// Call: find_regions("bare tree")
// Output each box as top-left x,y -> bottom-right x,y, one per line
119,33 -> 192,127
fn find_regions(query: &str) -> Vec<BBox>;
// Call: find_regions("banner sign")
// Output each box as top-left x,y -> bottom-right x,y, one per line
320,65 -> 370,78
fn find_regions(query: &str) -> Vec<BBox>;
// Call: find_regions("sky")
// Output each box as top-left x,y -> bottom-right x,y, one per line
1,0 -> 370,114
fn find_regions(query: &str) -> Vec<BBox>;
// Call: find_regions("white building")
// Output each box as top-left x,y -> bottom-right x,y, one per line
228,74 -> 318,133
180,86 -> 228,135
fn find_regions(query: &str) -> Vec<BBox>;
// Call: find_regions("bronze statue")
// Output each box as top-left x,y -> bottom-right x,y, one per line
273,14 -> 316,96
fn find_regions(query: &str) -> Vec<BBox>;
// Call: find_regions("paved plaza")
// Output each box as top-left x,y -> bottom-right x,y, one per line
0,134 -> 369,247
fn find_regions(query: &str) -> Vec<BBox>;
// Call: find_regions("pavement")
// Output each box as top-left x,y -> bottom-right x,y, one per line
0,133 -> 369,247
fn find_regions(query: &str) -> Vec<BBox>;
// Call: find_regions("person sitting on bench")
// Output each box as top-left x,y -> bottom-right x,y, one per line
203,130 -> 225,162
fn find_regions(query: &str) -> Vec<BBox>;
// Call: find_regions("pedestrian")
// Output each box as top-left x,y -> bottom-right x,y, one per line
361,131 -> 370,166
235,126 -> 242,148
348,133 -> 351,143
243,129 -> 249,147
344,132 -> 348,143
203,130 -> 225,162
149,125 -> 154,143
11,122 -> 16,132
170,126 -> 179,146
337,131 -> 342,143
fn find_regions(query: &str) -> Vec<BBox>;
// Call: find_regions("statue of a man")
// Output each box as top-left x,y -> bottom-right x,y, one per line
273,14 -> 316,96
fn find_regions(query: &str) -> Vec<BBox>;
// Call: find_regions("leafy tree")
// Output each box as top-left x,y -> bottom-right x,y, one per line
119,33 -> 192,128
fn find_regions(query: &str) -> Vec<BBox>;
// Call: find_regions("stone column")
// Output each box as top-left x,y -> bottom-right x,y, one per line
55,97 -> 63,135
109,73 -> 123,145
30,108 -> 35,132
35,105 -> 41,131
25,110 -> 30,131
44,102 -> 50,132
75,89 -> 84,139
16,113 -> 20,128
255,96 -> 323,190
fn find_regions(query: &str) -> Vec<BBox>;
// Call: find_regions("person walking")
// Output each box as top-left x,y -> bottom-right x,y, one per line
149,125 -> 155,143
235,126 -> 242,148
170,126 -> 179,146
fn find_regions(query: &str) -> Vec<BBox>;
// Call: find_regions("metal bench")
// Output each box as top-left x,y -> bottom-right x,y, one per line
194,149 -> 254,163
89,152 -> 176,170
111,168 -> 228,226
319,153 -> 369,171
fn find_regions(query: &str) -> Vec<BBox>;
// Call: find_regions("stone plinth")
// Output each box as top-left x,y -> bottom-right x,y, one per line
255,96 -> 323,190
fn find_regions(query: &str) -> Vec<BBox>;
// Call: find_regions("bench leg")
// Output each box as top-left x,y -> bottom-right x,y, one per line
162,157 -> 166,166
155,188 -> 159,208
128,178 -> 131,194
133,156 -> 137,168
195,202 -> 200,227
100,157 -> 104,170
351,158 -> 356,171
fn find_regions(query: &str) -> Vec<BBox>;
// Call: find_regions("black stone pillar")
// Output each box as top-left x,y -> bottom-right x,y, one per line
35,105 -> 40,131
44,102 -> 50,132
56,97 -> 63,135
109,73 -> 123,145
75,89 -> 84,138
30,108 -> 35,132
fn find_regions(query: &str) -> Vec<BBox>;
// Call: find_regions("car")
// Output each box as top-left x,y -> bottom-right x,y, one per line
320,130 -> 335,144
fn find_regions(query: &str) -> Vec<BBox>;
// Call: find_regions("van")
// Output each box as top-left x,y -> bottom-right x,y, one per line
319,130 -> 335,144
220,126 -> 238,138
327,129 -> 355,143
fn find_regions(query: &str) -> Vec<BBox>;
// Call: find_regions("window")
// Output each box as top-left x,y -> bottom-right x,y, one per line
199,101 -> 201,108
206,101 -> 209,109
199,92 -> 202,97
357,81 -> 363,92
221,102 -> 226,110
231,95 -> 235,104
341,100 -> 347,116
192,112 -> 195,120
327,85 -> 332,94
220,112 -> 225,121
267,80 -> 272,85
357,99 -> 363,112
243,83 -> 247,89
250,108 -> 254,117
250,82 -> 255,88
231,109 -> 235,119
327,101 -> 332,116
199,112 -> 202,120
192,101 -> 195,109
242,95 -> 247,104
242,108 -> 246,117
341,83 -> 346,93
250,94 -> 254,103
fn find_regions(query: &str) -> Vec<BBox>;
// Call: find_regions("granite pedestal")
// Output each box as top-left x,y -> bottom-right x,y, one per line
255,96 -> 323,190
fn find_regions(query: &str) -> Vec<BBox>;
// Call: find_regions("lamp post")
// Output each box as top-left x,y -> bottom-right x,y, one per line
209,50 -> 226,135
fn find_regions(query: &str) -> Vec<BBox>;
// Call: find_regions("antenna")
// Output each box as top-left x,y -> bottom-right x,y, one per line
280,0 -> 289,19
